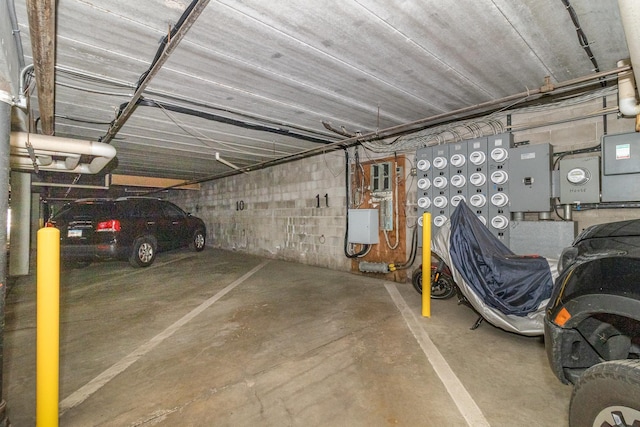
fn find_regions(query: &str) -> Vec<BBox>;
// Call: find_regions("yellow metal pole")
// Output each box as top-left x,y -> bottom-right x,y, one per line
36,227 -> 60,427
422,213 -> 431,317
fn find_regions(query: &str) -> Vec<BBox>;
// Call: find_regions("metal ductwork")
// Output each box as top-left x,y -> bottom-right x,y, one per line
617,0 -> 640,119
9,132 -> 116,174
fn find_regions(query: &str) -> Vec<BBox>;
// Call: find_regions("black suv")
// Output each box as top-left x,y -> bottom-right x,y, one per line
545,219 -> 640,427
48,197 -> 206,267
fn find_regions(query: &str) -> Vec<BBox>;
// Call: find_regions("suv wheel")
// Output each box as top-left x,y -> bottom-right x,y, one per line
129,237 -> 156,268
569,360 -> 640,427
191,229 -> 206,252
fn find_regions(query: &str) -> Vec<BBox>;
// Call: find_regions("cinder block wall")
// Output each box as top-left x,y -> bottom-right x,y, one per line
169,151 -> 351,271
171,94 -> 639,270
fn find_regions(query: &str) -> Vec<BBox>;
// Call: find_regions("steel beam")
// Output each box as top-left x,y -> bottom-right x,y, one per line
26,0 -> 56,135
101,0 -> 210,144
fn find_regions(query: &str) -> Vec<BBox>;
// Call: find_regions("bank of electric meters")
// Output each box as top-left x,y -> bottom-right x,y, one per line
416,134 -> 512,246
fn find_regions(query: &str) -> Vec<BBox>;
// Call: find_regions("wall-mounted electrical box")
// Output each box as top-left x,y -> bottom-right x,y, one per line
347,209 -> 379,244
559,156 -> 600,204
371,162 -> 392,192
601,132 -> 640,202
370,161 -> 394,231
509,143 -> 553,212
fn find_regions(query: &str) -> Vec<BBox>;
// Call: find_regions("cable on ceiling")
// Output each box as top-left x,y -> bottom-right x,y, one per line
129,98 -> 337,145
560,0 -> 604,82
135,0 -> 200,91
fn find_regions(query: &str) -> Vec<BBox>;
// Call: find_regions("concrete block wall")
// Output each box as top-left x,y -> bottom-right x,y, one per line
171,93 -> 639,272
169,151 -> 352,271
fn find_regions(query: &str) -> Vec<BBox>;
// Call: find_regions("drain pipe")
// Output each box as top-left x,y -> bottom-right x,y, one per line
618,0 -> 640,126
617,59 -> 640,118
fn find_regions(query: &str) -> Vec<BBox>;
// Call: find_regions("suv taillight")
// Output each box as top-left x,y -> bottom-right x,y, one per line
96,219 -> 121,232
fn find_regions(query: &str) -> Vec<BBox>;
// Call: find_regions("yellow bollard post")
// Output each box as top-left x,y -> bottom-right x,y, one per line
36,227 -> 60,427
422,213 -> 431,318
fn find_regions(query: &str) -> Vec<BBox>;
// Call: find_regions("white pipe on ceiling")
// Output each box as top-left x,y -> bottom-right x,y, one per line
617,0 -> 640,117
9,132 -> 116,174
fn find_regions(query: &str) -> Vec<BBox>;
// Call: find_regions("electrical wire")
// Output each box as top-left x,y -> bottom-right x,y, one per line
344,148 -> 370,258
130,98 -> 336,145
560,0 -> 601,75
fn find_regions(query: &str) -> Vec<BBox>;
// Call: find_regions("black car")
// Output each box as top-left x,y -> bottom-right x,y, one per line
47,197 -> 206,267
544,219 -> 640,427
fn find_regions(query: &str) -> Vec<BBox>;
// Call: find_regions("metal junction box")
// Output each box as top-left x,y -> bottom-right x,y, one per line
347,209 -> 379,244
601,132 -> 640,202
509,143 -> 553,212
559,156 -> 600,204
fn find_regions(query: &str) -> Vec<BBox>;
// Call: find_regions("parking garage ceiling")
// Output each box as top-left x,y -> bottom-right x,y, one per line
10,0 -> 631,184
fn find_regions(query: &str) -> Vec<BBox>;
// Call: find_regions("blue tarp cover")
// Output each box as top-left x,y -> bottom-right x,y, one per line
449,202 -> 553,317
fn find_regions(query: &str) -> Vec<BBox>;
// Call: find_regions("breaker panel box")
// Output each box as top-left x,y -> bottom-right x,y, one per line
559,156 -> 600,204
347,209 -> 379,244
601,132 -> 640,202
509,143 -> 553,212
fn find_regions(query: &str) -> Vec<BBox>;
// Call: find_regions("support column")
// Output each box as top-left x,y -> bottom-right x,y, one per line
9,172 -> 31,276
0,94 -> 12,426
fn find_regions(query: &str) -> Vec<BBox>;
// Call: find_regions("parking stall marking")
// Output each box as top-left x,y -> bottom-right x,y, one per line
385,283 -> 491,427
59,259 -> 270,415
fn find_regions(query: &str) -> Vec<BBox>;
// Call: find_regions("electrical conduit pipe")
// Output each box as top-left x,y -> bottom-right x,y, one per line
9,132 -> 116,174
617,0 -> 640,121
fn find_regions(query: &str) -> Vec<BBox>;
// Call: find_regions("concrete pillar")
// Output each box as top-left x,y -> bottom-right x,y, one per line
0,93 -> 12,426
31,193 -> 41,247
9,172 -> 31,276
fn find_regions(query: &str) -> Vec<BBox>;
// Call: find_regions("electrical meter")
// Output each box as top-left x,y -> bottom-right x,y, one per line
433,156 -> 448,169
451,195 -> 466,207
433,176 -> 448,189
491,170 -> 509,185
417,159 -> 431,171
433,215 -> 448,227
491,192 -> 509,207
470,193 -> 487,207
469,172 -> 487,186
418,197 -> 431,209
450,154 -> 466,167
490,147 -> 509,163
469,151 -> 486,165
566,167 -> 590,185
433,196 -> 448,209
417,178 -> 431,190
450,174 -> 466,188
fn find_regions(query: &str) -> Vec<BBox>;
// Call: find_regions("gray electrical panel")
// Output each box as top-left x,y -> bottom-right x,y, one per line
509,143 -> 553,212
467,137 -> 489,227
431,145 -> 450,232
509,220 -> 577,259
601,132 -> 640,202
415,146 -> 433,247
559,156 -> 600,204
348,209 -> 379,244
416,134 -> 513,247
487,133 -> 512,245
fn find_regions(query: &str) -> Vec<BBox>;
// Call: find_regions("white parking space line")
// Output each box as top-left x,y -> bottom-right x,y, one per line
385,283 -> 491,427
59,260 -> 270,415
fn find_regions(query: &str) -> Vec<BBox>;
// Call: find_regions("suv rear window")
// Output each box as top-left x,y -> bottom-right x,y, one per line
55,201 -> 117,221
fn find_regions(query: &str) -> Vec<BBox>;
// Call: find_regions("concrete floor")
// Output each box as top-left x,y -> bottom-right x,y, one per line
3,248 -> 571,426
